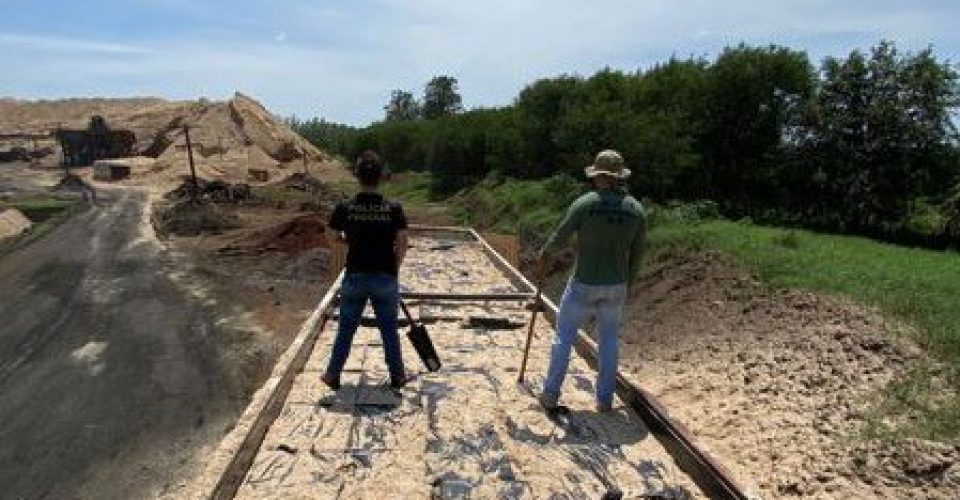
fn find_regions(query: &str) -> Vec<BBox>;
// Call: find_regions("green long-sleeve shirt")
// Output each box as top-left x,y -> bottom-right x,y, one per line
542,189 -> 647,286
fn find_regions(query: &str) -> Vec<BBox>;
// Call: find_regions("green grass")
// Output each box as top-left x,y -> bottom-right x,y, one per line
1,195 -> 82,254
449,173 -> 584,242
378,172 -> 456,224
380,172 -> 435,204
10,196 -> 77,222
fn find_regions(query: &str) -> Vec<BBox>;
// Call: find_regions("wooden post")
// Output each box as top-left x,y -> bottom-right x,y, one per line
517,286 -> 543,383
184,125 -> 199,202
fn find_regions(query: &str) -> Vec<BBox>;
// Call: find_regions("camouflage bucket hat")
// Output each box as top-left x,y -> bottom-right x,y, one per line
584,149 -> 631,179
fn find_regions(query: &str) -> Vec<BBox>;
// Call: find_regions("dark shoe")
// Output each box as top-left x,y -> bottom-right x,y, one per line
596,401 -> 613,413
321,373 -> 341,391
390,373 -> 415,390
539,391 -> 559,411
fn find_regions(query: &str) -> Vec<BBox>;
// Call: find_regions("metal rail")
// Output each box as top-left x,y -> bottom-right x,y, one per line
400,291 -> 534,301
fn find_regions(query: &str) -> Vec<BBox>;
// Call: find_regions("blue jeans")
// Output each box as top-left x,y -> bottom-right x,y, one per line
324,273 -> 405,383
543,279 -> 627,406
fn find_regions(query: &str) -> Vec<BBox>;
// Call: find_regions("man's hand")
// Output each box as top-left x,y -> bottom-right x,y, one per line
534,250 -> 549,283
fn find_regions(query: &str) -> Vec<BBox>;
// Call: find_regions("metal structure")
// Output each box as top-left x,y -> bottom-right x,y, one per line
55,116 -> 136,167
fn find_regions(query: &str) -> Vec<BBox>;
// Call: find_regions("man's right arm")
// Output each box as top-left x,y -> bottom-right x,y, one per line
540,198 -> 583,259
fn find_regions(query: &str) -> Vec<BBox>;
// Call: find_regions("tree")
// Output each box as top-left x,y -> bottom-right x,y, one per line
809,41 -> 960,233
384,89 -> 421,121
422,76 -> 463,119
699,44 -> 815,214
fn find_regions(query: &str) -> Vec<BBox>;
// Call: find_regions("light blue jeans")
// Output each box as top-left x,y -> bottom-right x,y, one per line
543,279 -> 627,407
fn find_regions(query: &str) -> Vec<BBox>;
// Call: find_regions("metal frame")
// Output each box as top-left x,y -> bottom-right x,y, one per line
400,292 -> 534,301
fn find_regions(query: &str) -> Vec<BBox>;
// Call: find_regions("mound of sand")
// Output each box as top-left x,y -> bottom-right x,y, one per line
136,93 -> 322,164
0,208 -> 32,239
619,249 -> 956,499
0,93 -> 327,187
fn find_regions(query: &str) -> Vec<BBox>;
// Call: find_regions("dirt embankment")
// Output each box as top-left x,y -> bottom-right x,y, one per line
617,250 -> 959,499
150,173 -> 345,391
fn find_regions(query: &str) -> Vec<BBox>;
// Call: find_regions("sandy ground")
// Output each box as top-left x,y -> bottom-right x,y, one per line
161,206 -> 335,351
613,250 -> 960,499
234,235 -> 705,499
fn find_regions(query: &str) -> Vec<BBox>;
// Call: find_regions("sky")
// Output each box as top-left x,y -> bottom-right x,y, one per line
1,1 -> 958,126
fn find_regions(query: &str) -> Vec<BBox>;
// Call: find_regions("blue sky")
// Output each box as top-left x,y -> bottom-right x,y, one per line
1,1 -> 958,126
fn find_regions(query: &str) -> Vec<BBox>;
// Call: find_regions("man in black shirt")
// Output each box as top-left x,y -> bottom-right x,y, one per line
322,150 -> 409,390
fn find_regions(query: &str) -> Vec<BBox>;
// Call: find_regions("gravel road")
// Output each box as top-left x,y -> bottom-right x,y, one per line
0,190 -> 256,499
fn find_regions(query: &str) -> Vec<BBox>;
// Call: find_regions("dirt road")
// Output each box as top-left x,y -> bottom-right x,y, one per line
0,190 -> 261,499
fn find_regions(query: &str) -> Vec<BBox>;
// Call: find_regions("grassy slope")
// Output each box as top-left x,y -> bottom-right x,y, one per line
651,220 -> 960,361
10,196 -> 77,222
1,195 -> 81,254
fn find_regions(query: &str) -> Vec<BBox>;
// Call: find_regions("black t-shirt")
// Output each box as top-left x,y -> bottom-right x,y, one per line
329,192 -> 408,276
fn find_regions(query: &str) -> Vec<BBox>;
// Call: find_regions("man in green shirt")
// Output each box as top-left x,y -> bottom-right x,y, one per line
538,150 -> 646,413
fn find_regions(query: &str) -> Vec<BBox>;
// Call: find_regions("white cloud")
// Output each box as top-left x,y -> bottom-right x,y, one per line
0,33 -> 152,55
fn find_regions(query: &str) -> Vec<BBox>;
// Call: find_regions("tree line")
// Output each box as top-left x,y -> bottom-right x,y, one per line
292,41 -> 960,248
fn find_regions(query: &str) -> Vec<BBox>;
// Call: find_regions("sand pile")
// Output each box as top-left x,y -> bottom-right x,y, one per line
0,94 -> 327,187
0,208 -> 32,239
617,249 -> 957,499
147,93 -> 322,163
0,97 -> 182,137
